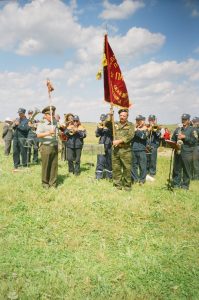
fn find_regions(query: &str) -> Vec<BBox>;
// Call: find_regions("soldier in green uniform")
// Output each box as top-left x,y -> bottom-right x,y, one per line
191,117 -> 199,180
112,109 -> 135,191
171,114 -> 198,190
36,106 -> 58,188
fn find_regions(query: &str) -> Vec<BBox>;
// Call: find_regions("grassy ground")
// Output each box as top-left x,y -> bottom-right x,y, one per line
0,123 -> 199,299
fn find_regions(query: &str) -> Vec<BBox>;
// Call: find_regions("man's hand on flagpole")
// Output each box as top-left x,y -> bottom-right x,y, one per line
113,139 -> 123,147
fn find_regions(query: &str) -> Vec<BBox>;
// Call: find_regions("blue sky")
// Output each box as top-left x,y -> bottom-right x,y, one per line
0,0 -> 199,123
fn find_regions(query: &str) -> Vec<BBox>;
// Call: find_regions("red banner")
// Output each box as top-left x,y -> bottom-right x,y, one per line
103,34 -> 130,108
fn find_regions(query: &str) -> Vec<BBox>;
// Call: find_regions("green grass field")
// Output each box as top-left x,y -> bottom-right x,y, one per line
0,123 -> 198,299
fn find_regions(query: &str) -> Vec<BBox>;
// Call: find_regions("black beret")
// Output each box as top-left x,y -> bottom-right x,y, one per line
181,113 -> 190,120
42,105 -> 56,114
136,114 -> 145,121
118,109 -> 128,114
17,108 -> 26,114
73,115 -> 79,121
148,114 -> 156,120
100,114 -> 107,121
192,117 -> 199,123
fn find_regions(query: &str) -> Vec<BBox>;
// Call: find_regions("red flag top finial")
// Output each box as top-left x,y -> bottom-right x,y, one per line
46,79 -> 54,94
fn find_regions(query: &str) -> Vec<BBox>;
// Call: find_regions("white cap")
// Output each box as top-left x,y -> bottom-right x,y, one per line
5,117 -> 12,122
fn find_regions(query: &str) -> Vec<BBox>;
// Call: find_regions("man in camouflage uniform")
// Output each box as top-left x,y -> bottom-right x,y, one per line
191,117 -> 199,180
112,109 -> 134,191
36,106 -> 58,188
171,113 -> 198,190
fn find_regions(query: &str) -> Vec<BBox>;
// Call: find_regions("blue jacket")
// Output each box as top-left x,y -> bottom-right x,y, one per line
132,129 -> 148,151
172,126 -> 198,152
147,129 -> 161,148
96,125 -> 113,150
64,126 -> 86,149
13,118 -> 30,139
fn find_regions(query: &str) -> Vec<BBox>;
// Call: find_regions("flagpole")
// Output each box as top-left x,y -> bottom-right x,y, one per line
46,79 -> 54,128
104,34 -> 116,140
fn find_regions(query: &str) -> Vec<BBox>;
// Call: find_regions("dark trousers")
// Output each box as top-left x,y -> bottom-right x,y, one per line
27,138 -> 39,163
172,151 -> 193,188
96,148 -> 112,179
61,141 -> 67,161
131,150 -> 147,183
13,138 -> 28,168
40,144 -> 58,187
67,147 -> 82,174
192,146 -> 199,180
147,147 -> 158,176
4,139 -> 12,155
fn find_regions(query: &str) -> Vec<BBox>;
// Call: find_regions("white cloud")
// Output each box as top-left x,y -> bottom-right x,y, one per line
100,0 -> 145,20
185,0 -> 199,18
0,1 -> 198,124
192,8 -> 199,17
0,0 -> 101,55
125,59 -> 199,123
110,27 -> 165,59
0,0 -> 165,66
126,59 -> 199,81
194,46 -> 199,54
0,58 -> 199,123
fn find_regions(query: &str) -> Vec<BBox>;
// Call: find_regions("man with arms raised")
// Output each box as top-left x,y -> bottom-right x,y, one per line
171,113 -> 198,190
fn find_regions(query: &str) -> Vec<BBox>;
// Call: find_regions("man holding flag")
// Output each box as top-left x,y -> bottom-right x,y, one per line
97,34 -> 134,190
112,109 -> 134,191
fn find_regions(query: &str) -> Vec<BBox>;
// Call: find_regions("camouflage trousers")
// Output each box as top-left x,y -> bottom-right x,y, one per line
112,147 -> 132,189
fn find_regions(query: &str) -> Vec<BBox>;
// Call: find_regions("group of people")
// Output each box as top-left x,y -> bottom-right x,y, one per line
94,110 -> 198,191
1,106 -> 199,191
2,108 -> 39,169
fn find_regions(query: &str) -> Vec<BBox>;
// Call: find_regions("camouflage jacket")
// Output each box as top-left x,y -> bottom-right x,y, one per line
114,121 -> 134,147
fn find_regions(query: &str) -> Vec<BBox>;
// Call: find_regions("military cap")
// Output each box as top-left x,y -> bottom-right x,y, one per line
17,107 -> 26,114
181,113 -> 190,120
192,116 -> 199,123
73,115 -> 79,121
42,105 -> 56,114
28,110 -> 33,114
118,108 -> 128,114
136,114 -> 145,121
148,114 -> 156,120
100,114 -> 107,121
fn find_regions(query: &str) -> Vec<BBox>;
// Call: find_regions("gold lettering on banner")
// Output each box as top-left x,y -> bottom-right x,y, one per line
114,62 -> 118,68
114,85 -> 122,96
110,56 -> 115,66
115,72 -> 123,81
122,92 -> 128,99
111,86 -> 120,101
